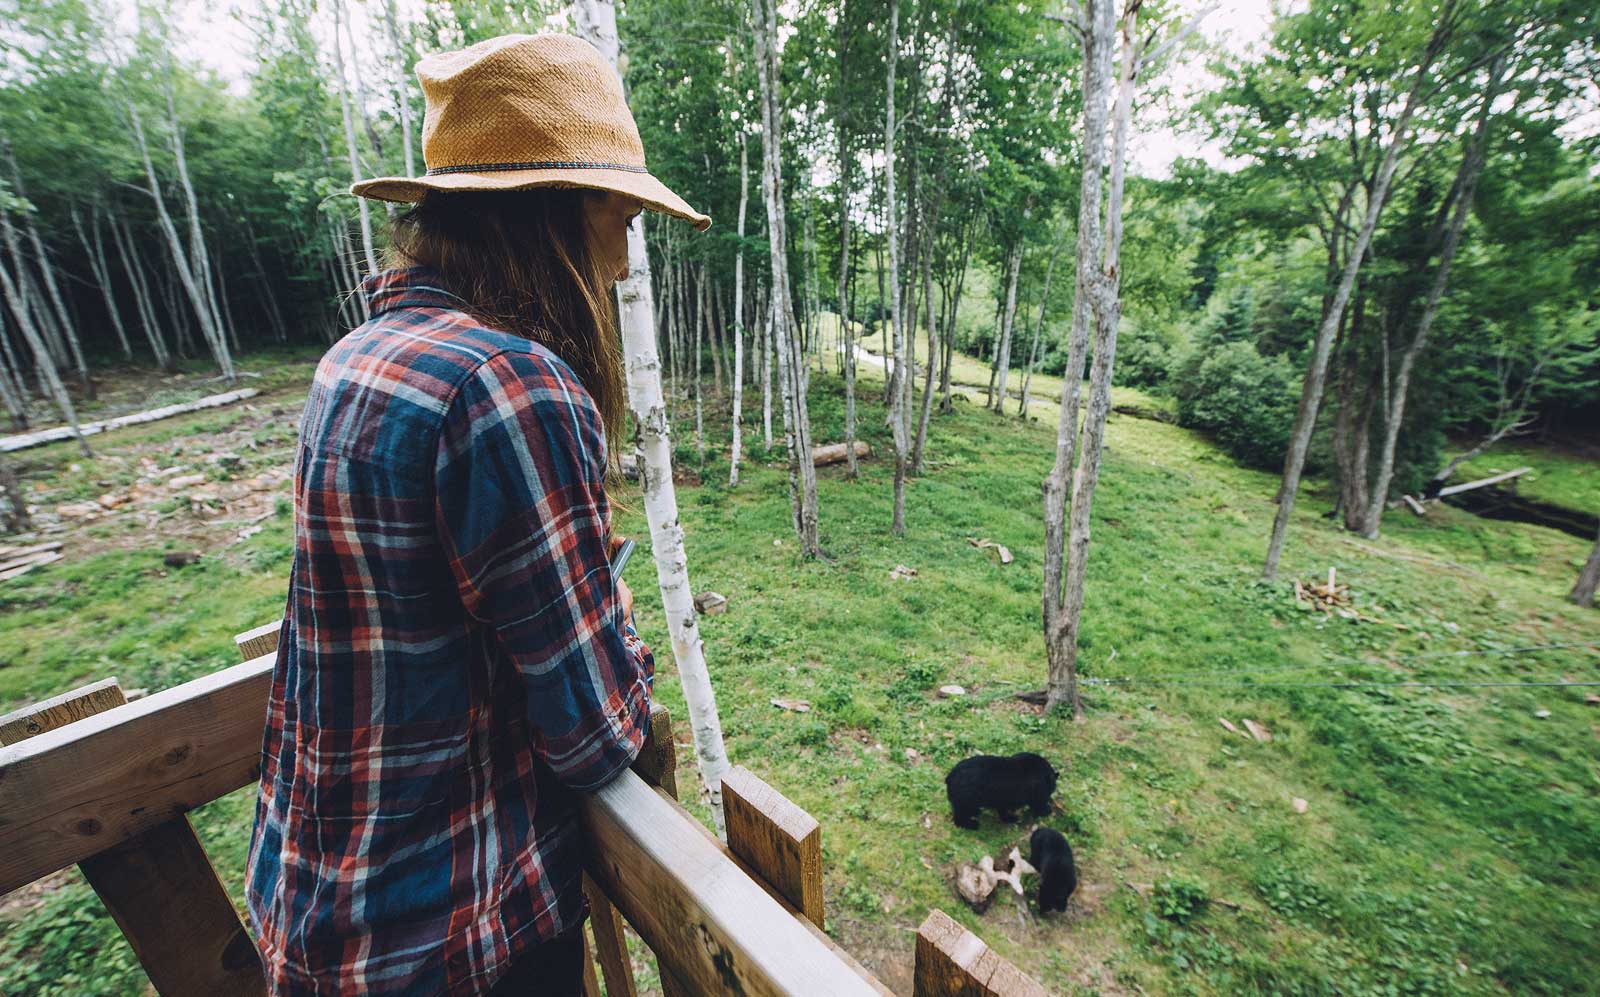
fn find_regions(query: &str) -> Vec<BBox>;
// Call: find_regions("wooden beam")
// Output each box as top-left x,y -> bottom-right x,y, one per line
633,701 -> 679,799
912,910 -> 1046,997
578,771 -> 885,996
0,679 -> 264,996
584,874 -> 639,997
0,677 -> 125,743
0,654 -> 274,895
234,620 -> 282,662
722,765 -> 825,929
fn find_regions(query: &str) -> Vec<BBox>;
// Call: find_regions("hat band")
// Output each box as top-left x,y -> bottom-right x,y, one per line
424,159 -> 650,176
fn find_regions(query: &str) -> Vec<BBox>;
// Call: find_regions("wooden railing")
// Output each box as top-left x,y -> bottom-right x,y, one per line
0,621 -> 1047,996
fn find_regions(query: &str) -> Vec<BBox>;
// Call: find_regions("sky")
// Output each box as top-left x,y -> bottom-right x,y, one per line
158,0 -> 1281,180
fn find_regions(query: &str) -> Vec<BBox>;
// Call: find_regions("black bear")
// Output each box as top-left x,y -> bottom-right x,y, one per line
1028,827 -> 1076,913
943,752 -> 1057,830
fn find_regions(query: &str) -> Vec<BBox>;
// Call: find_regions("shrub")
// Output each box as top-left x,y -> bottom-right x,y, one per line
1172,340 -> 1299,470
1154,874 -> 1212,924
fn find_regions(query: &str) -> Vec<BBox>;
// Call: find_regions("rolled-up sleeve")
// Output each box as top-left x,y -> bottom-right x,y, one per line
434,348 -> 654,792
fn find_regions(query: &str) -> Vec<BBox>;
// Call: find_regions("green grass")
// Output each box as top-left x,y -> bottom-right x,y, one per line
2,348 -> 1597,996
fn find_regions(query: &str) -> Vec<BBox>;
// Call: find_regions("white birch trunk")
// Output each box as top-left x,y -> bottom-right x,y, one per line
109,208 -> 171,370
1019,230 -> 1065,418
576,0 -> 731,832
990,243 -> 1023,413
754,0 -> 820,555
0,212 -> 88,455
332,0 -> 379,275
71,204 -> 132,361
729,131 -> 748,487
760,281 -> 773,449
884,0 -> 908,536
383,0 -> 417,177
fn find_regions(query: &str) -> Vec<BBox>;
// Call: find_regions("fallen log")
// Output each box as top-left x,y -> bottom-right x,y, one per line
0,389 -> 261,453
811,441 -> 871,467
1435,466 -> 1530,498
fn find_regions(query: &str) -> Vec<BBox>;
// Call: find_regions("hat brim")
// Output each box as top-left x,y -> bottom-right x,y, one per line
351,167 -> 710,232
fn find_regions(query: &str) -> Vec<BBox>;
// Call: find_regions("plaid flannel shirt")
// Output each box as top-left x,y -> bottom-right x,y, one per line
247,266 -> 655,995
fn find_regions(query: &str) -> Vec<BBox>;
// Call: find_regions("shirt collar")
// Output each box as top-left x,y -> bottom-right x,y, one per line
362,266 -> 475,317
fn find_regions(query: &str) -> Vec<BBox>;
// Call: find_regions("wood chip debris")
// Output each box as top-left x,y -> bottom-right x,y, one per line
770,698 -> 811,713
889,564 -> 918,580
937,685 -> 967,698
1242,719 -> 1273,743
965,537 -> 1014,565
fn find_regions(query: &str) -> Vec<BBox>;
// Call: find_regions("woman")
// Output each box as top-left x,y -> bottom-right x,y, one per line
246,34 -> 709,996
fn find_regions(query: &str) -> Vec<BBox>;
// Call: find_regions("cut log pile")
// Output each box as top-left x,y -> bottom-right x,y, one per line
30,455 -> 291,534
1292,566 -> 1407,629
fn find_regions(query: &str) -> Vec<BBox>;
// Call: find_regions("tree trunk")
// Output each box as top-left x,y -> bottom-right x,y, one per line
575,0 -> 732,834
991,242 -> 1024,414
109,208 -> 172,371
1570,525 -> 1600,607
2,141 -> 91,396
126,97 -> 233,379
1358,56 -> 1504,538
1019,228 -> 1065,419
383,0 -> 417,178
695,264 -> 706,464
754,0 -> 820,556
730,131 -> 749,487
835,15 -> 858,481
758,281 -> 771,451
1262,14 -> 1453,579
71,204 -> 132,361
0,211 -> 88,455
884,0 -> 909,536
162,67 -> 233,377
332,0 -> 379,275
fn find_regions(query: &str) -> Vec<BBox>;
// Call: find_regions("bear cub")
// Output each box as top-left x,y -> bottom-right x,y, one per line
1028,827 -> 1076,913
944,752 -> 1057,829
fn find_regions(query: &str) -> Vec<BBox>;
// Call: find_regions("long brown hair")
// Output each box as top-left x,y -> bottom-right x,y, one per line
387,188 -> 627,451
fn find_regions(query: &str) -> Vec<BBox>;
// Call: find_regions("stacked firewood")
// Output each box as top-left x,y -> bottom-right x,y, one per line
1293,567 -> 1407,629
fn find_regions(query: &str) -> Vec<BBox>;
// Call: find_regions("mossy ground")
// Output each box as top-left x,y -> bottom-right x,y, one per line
1,344 -> 1596,995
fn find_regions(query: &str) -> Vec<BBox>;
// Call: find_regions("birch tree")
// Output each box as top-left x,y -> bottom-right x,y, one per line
729,130 -> 749,487
753,0 -> 821,556
1572,526 -> 1600,608
884,0 -> 910,536
1042,0 -> 1208,716
574,0 -> 732,832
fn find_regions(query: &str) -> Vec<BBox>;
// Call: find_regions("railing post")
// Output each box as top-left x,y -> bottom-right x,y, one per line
912,910 -> 1046,997
0,679 -> 266,997
721,765 -> 825,930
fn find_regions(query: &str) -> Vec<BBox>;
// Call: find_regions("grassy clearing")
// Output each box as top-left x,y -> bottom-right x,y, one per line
1,347 -> 1597,996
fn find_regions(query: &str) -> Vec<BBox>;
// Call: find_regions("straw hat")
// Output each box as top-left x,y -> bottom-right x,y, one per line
351,34 -> 710,231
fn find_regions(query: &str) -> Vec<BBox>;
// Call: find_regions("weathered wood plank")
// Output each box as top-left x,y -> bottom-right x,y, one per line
722,765 -> 824,929
584,874 -> 639,997
632,701 -> 678,798
0,678 -> 264,996
0,655 -> 274,895
0,677 -> 125,744
913,910 -> 1046,997
234,619 -> 283,662
580,926 -> 602,997
578,771 -> 884,996
79,820 -> 266,996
